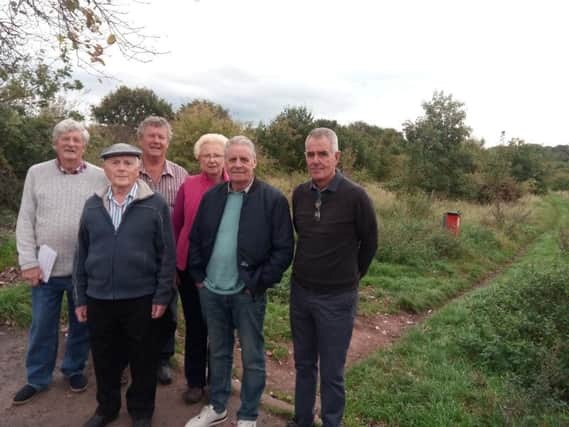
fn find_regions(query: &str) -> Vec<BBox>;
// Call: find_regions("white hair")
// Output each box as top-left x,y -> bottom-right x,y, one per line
305,127 -> 339,152
52,118 -> 89,145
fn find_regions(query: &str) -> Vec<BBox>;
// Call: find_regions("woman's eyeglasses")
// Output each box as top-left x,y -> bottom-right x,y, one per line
200,153 -> 224,160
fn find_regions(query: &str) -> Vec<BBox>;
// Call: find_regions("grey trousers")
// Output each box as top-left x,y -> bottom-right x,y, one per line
290,283 -> 358,427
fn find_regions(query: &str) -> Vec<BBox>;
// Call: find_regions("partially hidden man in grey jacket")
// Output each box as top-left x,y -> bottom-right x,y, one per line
73,143 -> 175,427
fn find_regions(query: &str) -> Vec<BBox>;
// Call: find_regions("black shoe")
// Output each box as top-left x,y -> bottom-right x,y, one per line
69,373 -> 88,392
132,418 -> 152,427
83,413 -> 118,427
13,384 -> 41,405
183,387 -> 205,404
157,364 -> 172,385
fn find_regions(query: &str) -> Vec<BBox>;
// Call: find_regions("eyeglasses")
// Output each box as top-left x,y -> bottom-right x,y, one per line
314,194 -> 322,222
200,153 -> 224,160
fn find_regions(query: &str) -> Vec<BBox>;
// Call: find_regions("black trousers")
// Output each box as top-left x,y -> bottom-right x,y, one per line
158,288 -> 178,365
178,269 -> 208,388
87,295 -> 162,419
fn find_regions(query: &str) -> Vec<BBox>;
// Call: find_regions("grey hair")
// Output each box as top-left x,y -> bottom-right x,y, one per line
136,116 -> 173,140
225,135 -> 256,159
194,133 -> 229,160
52,118 -> 89,145
305,127 -> 339,152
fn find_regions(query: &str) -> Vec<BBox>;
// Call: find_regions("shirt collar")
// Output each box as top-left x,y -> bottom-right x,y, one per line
107,182 -> 139,204
56,159 -> 86,175
228,177 -> 254,194
310,169 -> 343,193
140,159 -> 173,178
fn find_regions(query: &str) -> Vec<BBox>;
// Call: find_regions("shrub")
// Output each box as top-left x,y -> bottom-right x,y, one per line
458,266 -> 569,403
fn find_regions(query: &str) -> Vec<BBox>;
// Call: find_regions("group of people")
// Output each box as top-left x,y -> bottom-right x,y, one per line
13,116 -> 378,427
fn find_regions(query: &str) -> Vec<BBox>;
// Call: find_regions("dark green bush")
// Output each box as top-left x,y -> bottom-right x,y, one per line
458,266 -> 569,403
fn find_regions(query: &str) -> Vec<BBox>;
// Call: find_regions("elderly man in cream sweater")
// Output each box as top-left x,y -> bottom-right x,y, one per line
13,118 -> 107,405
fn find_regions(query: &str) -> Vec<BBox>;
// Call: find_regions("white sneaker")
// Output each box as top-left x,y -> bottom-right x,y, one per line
237,421 -> 257,427
184,404 -> 228,427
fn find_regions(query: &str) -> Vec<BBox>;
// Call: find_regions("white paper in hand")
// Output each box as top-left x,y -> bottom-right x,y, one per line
38,245 -> 57,283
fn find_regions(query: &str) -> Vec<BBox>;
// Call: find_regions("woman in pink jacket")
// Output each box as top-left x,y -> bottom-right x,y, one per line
172,134 -> 229,404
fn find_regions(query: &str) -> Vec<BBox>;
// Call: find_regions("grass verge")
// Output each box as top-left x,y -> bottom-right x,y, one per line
343,195 -> 569,426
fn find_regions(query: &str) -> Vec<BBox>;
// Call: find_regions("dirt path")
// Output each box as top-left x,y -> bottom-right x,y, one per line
256,245 -> 531,404
0,245 -> 530,426
258,312 -> 422,400
0,327 -> 286,427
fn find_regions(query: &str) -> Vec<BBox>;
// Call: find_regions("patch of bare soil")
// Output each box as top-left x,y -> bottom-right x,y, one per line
233,311 -> 424,403
0,326 -> 286,427
0,267 -> 19,287
235,248 -> 531,405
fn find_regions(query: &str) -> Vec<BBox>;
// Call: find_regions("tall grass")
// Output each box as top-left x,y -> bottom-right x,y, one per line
0,210 -> 17,272
345,220 -> 569,426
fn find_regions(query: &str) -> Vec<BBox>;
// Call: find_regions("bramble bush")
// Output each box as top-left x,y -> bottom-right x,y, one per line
458,266 -> 569,404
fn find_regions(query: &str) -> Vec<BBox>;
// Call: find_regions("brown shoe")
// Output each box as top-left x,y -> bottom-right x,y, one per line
183,387 -> 204,404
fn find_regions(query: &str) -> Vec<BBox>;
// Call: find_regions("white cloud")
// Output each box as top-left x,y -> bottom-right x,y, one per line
76,0 -> 569,146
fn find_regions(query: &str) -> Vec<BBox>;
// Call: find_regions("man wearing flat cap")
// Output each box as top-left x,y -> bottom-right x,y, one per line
73,143 -> 176,427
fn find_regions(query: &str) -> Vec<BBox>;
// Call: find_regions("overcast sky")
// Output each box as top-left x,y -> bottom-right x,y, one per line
73,0 -> 569,147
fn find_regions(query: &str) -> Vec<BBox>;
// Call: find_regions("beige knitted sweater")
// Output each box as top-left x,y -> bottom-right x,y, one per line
16,159 -> 108,277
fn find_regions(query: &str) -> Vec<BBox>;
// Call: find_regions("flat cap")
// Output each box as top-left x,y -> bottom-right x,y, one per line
100,143 -> 142,159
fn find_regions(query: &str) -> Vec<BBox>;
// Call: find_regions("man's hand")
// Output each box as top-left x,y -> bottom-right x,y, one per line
75,305 -> 88,322
152,304 -> 167,319
21,267 -> 42,287
195,282 -> 204,289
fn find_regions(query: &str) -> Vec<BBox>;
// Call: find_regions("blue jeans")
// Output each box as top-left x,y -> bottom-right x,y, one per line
199,287 -> 266,421
26,276 -> 90,390
290,284 -> 358,427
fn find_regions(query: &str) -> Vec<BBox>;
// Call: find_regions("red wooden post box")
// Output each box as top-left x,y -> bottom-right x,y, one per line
443,210 -> 461,236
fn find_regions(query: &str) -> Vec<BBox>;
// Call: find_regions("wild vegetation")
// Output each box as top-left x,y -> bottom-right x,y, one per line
1,61 -> 569,427
344,194 -> 569,426
1,3 -> 568,425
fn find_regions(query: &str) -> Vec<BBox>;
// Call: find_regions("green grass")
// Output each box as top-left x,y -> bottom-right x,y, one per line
260,194 -> 560,350
0,283 -> 32,327
0,231 -> 17,272
343,195 -> 569,426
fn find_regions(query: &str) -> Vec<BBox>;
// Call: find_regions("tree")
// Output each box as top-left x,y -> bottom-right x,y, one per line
337,122 -> 405,181
0,61 -> 83,110
508,139 -> 548,193
257,106 -> 314,171
403,91 -> 474,197
170,100 -> 243,173
1,0 -> 156,69
91,86 -> 173,142
1,0 -> 158,108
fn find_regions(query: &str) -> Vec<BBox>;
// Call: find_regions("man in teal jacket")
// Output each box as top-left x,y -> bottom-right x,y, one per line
184,136 -> 294,427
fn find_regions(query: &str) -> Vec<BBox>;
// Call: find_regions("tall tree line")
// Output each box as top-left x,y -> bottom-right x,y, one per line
2,86 -> 569,213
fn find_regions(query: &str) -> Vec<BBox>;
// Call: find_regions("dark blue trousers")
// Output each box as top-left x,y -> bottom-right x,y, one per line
290,284 -> 357,427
